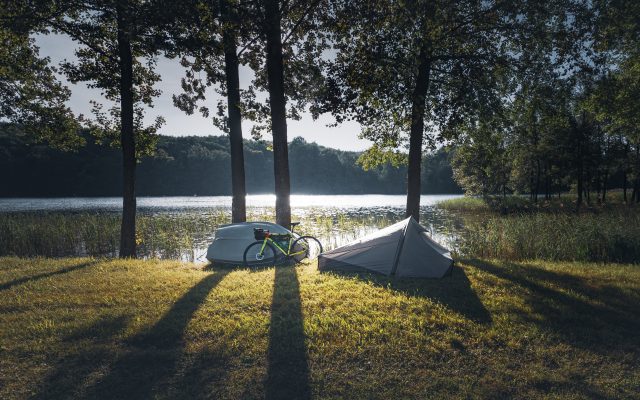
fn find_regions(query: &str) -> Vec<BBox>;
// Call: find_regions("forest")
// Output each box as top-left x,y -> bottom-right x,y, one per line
0,124 -> 459,196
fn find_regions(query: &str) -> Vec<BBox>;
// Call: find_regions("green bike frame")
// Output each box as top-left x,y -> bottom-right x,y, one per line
258,234 -> 306,258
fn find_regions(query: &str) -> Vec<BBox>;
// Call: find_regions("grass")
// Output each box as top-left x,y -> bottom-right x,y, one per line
437,196 -> 489,212
0,211 -> 238,260
437,195 -> 640,263
456,209 -> 640,263
437,192 -> 635,214
1,257 -> 639,399
3,197 -> 640,263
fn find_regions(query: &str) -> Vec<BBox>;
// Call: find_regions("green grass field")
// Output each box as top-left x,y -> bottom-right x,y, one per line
1,257 -> 639,399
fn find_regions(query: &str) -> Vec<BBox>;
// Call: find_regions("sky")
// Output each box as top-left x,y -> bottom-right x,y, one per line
34,34 -> 371,152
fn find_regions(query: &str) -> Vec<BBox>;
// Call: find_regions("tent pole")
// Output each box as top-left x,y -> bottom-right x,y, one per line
390,218 -> 411,276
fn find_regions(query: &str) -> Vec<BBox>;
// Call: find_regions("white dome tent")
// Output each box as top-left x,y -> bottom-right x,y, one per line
318,217 -> 453,278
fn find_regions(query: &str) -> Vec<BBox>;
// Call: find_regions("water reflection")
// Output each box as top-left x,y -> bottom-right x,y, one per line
0,194 -> 462,212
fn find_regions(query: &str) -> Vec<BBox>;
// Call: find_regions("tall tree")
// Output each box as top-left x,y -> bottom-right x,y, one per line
591,0 -> 640,202
585,58 -> 640,203
22,0 -> 165,257
317,0 -> 529,221
221,0 -> 247,221
0,9 -> 80,149
166,0 -> 248,222
170,0 -> 326,226
323,0 -> 516,219
239,0 -> 327,227
263,0 -> 291,227
115,0 -> 137,257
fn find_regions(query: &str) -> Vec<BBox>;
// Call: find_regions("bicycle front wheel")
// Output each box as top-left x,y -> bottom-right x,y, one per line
243,241 -> 278,267
291,236 -> 323,263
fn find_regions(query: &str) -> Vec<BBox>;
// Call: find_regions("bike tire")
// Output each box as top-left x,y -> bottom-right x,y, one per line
291,236 -> 323,263
243,241 -> 278,267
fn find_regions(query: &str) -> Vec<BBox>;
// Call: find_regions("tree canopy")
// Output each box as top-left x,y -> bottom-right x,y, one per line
0,11 -> 79,149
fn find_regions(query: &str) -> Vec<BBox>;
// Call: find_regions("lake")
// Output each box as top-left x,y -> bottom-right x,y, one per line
0,194 -> 462,212
0,194 -> 464,260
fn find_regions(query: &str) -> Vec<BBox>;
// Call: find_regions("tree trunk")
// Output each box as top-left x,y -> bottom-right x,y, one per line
405,49 -> 431,222
529,167 -> 534,201
533,159 -> 540,203
586,187 -> 590,204
595,170 -> 601,203
633,142 -> 640,203
577,173 -> 583,210
575,118 -> 583,211
602,171 -> 608,203
221,0 -> 246,223
545,163 -> 550,200
623,170 -> 628,202
623,141 -> 629,202
263,0 -> 291,228
117,0 -> 136,258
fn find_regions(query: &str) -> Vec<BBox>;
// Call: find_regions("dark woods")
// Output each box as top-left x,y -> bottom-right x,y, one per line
0,128 -> 460,196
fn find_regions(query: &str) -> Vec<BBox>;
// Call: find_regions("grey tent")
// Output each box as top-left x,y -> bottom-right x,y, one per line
318,217 -> 453,278
206,222 -> 296,264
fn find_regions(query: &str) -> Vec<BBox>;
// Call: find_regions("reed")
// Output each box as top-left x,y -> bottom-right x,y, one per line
436,196 -> 489,211
0,212 -> 227,260
437,192 -> 634,214
456,210 -> 640,263
0,210 -> 396,260
3,202 -> 638,263
0,213 -> 120,258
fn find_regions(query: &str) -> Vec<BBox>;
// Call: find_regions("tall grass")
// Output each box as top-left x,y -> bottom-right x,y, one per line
0,211 -> 397,260
456,210 -> 640,263
0,213 -> 121,257
3,201 -> 639,263
0,212 -> 230,260
437,196 -> 488,212
438,192 -> 633,214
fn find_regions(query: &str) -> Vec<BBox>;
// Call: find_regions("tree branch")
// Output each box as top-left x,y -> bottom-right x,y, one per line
49,21 -> 118,64
237,33 -> 263,57
282,0 -> 322,46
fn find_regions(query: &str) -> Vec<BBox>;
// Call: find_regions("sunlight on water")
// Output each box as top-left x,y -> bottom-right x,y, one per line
0,194 -> 462,212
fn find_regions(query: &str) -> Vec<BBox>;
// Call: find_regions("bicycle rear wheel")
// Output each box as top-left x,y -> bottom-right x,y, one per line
291,236 -> 323,263
243,241 -> 278,267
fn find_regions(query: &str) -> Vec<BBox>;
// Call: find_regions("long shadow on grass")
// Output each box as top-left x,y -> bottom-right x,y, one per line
0,260 -> 96,291
469,259 -> 640,351
79,270 -> 228,399
32,315 -> 131,399
265,265 -> 311,400
325,266 -> 492,324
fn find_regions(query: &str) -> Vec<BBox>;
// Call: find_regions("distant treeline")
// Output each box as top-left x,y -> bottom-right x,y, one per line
0,127 -> 461,196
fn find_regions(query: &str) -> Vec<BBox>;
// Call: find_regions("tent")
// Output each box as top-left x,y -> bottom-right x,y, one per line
206,222 -> 296,264
318,217 -> 453,278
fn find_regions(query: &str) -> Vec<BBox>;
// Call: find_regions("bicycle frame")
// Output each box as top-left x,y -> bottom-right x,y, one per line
258,234 -> 306,258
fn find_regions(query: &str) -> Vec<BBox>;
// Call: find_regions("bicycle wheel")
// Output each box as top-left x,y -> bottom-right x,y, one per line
243,241 -> 278,267
291,236 -> 323,263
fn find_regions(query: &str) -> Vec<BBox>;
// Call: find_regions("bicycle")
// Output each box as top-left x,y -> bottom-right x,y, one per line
243,222 -> 323,267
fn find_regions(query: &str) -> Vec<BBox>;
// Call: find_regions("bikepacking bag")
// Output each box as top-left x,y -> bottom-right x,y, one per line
254,228 -> 267,240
